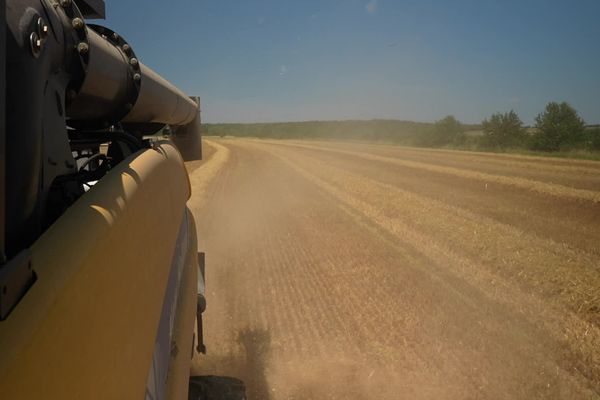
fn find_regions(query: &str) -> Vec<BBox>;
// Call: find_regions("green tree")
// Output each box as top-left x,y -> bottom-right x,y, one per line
481,110 -> 526,149
532,102 -> 585,151
417,115 -> 464,147
581,127 -> 600,151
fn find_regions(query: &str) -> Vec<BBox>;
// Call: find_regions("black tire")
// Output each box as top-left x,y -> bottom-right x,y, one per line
189,376 -> 247,400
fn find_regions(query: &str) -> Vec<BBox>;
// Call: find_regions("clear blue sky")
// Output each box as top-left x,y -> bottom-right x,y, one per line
103,0 -> 599,124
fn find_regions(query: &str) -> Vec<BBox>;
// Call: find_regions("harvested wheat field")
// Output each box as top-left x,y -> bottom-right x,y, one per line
187,138 -> 600,400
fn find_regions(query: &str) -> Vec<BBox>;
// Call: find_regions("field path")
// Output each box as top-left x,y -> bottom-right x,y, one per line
189,138 -> 600,400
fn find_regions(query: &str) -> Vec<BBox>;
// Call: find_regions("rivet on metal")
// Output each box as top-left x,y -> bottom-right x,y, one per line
77,42 -> 89,54
122,44 -> 131,53
133,73 -> 141,82
72,18 -> 84,29
130,58 -> 139,67
59,0 -> 72,7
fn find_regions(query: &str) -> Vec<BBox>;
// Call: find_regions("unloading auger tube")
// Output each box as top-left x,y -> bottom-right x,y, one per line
2,0 -> 202,261
67,25 -> 199,128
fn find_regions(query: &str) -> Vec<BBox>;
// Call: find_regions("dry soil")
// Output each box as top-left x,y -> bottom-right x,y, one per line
187,138 -> 600,400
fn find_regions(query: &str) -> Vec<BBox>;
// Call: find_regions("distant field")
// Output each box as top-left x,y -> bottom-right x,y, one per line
202,120 -> 600,160
203,120 -> 481,143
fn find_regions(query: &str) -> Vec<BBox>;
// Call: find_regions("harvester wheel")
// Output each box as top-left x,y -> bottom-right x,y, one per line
188,376 -> 246,400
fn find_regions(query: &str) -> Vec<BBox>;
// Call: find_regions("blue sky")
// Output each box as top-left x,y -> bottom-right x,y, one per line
103,0 -> 600,124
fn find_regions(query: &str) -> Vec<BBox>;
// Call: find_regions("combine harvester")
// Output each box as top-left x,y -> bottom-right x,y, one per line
0,0 -> 243,398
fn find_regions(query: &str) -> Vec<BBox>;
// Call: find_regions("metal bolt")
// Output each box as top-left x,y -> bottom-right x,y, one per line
122,44 -> 131,53
129,57 -> 139,67
133,73 -> 141,82
112,32 -> 119,40
59,0 -> 72,7
77,42 -> 89,54
72,18 -> 84,29
37,17 -> 49,39
30,32 -> 42,57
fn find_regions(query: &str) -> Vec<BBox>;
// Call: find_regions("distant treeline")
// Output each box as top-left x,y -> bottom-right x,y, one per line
203,120 -> 481,143
203,102 -> 600,155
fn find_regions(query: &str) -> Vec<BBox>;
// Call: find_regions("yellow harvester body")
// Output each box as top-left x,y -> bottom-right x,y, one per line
0,141 -> 198,399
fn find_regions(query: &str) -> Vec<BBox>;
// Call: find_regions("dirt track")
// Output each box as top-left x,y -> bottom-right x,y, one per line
187,139 -> 600,400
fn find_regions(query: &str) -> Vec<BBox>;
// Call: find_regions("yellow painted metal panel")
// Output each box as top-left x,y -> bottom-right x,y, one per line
0,141 -> 190,399
165,214 -> 199,400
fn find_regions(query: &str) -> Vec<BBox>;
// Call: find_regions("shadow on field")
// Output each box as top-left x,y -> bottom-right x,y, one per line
237,329 -> 272,400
